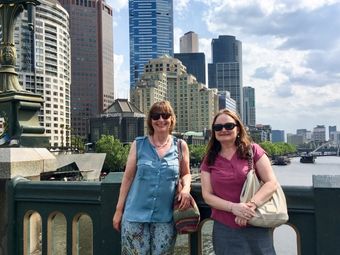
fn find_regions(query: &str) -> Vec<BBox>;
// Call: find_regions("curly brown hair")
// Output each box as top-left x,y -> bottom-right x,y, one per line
204,109 -> 253,165
147,100 -> 176,135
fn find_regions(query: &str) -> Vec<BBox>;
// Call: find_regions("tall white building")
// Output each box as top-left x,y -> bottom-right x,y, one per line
180,31 -> 198,53
132,55 -> 219,134
14,0 -> 71,147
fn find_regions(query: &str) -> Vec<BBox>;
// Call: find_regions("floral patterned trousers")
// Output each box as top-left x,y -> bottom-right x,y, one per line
121,218 -> 176,255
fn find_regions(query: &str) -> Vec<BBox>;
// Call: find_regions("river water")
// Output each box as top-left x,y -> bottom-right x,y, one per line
175,156 -> 340,255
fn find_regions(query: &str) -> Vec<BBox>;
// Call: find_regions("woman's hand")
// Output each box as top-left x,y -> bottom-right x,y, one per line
177,188 -> 192,209
113,209 -> 123,232
232,202 -> 256,226
235,216 -> 248,227
231,202 -> 256,220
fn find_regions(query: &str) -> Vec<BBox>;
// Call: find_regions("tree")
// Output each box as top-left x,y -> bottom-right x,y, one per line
259,141 -> 297,157
188,144 -> 207,167
95,135 -> 130,172
71,135 -> 85,152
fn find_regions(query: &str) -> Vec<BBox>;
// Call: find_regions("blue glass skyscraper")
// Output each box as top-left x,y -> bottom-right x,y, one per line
129,0 -> 174,90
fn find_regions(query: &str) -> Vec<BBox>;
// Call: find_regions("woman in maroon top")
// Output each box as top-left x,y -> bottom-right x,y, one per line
201,109 -> 278,254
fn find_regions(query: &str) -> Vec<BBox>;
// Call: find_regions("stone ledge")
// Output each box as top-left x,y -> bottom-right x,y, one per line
0,148 -> 56,179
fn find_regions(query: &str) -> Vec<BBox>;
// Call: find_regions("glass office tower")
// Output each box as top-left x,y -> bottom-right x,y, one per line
129,0 -> 174,90
174,53 -> 206,84
243,86 -> 256,127
208,35 -> 243,118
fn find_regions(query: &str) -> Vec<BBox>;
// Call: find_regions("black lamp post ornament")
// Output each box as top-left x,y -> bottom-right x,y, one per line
0,0 -> 49,148
0,0 -> 40,92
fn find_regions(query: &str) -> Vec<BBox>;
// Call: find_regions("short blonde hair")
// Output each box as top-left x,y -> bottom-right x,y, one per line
147,101 -> 176,135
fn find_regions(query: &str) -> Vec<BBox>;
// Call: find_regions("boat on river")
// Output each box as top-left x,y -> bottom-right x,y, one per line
272,156 -> 291,165
300,155 -> 316,163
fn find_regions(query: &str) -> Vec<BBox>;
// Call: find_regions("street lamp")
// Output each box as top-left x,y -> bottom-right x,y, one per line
0,0 -> 40,92
0,0 -> 49,147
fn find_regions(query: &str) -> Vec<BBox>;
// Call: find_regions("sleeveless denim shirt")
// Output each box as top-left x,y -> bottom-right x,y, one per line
123,136 -> 180,222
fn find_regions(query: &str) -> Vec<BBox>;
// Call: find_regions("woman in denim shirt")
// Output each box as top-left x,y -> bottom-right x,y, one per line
113,100 -> 191,255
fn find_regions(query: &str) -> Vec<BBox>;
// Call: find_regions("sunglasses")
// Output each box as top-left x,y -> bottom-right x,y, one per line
150,112 -> 171,120
212,122 -> 237,131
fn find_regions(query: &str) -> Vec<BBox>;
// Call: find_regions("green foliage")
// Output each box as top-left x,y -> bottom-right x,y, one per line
95,135 -> 130,172
187,142 -> 296,165
71,135 -> 85,152
188,144 -> 207,167
259,141 -> 297,157
250,133 -> 262,144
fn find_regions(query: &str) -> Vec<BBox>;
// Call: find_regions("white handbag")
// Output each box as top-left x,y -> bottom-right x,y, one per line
240,147 -> 289,228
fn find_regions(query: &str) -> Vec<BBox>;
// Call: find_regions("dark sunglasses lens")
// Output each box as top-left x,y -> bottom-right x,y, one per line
151,113 -> 161,120
151,113 -> 171,120
213,123 -> 236,131
161,113 -> 171,119
213,124 -> 223,131
225,123 -> 236,130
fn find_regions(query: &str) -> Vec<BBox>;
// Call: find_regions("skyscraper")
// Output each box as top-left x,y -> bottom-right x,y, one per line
175,31 -> 206,84
312,125 -> 326,142
243,86 -> 256,127
129,0 -> 174,90
59,0 -> 114,139
174,53 -> 206,84
180,31 -> 198,53
208,35 -> 243,118
218,91 -> 236,112
329,125 -> 337,141
13,0 -> 71,147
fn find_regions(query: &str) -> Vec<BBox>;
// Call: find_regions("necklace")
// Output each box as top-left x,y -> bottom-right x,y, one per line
152,136 -> 170,149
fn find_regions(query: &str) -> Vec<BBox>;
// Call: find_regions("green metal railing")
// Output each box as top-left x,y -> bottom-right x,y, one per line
7,173 -> 340,255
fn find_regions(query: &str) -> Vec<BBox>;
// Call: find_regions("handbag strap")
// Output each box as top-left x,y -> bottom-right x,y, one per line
177,139 -> 182,183
247,145 -> 254,172
177,138 -> 183,161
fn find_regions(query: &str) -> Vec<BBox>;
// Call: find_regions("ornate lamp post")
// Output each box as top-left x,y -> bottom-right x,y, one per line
0,0 -> 39,91
1,3 -> 56,254
0,0 -> 49,147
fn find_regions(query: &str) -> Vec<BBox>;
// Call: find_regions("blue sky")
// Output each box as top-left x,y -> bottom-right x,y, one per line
108,0 -> 340,136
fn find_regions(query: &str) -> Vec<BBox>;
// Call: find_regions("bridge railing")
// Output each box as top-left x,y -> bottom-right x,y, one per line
7,173 -> 340,255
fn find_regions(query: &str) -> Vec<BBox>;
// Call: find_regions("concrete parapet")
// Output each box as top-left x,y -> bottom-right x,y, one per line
0,148 -> 56,179
313,175 -> 340,255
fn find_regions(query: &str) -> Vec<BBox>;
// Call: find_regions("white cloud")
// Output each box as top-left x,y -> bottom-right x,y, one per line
114,54 -> 130,99
199,38 -> 211,62
107,0 -> 128,12
174,0 -> 190,12
174,27 -> 184,53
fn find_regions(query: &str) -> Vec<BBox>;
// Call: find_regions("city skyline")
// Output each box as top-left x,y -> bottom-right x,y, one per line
110,0 -> 340,135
